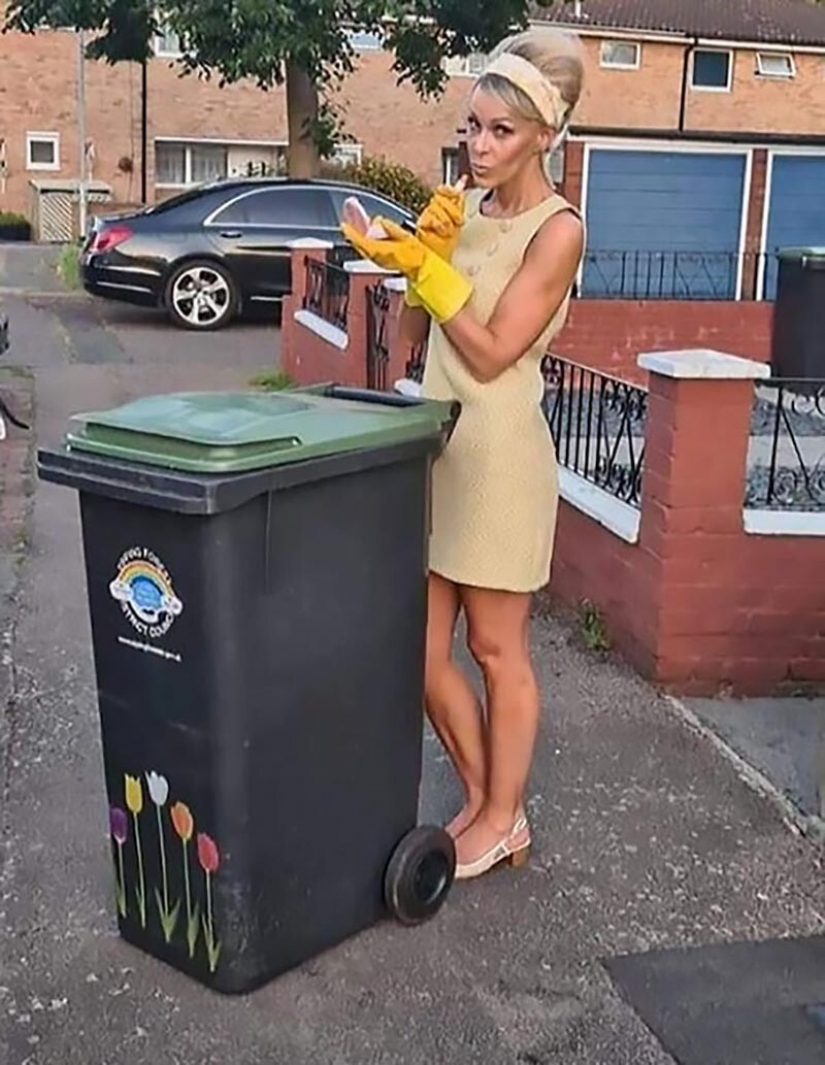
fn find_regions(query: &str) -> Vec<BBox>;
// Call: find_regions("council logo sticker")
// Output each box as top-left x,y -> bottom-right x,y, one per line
110,547 -> 184,641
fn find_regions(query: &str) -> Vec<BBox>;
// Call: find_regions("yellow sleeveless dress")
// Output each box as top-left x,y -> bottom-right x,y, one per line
421,189 -> 581,593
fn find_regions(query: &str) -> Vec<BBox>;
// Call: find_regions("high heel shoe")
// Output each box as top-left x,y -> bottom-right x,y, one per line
454,815 -> 531,881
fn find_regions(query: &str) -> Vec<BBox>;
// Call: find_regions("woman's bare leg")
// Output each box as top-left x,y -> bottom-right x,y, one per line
456,586 -> 539,865
424,573 -> 488,837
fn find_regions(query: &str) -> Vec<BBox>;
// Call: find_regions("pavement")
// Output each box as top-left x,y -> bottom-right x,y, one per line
1,255 -> 825,1064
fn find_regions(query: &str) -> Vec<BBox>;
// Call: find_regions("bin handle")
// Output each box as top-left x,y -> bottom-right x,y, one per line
324,385 -> 461,439
324,385 -> 427,408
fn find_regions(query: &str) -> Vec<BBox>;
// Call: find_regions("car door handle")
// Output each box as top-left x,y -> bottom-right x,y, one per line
220,230 -> 242,239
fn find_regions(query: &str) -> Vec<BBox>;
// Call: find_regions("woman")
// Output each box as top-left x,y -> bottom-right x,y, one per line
343,27 -> 585,880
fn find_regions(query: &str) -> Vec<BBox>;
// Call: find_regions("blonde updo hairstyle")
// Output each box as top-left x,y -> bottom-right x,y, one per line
475,27 -> 585,151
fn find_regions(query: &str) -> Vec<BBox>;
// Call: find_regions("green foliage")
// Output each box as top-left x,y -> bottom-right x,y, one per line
5,1 -> 537,92
250,369 -> 297,392
325,155 -> 432,214
0,211 -> 30,225
579,599 -> 611,654
56,243 -> 81,290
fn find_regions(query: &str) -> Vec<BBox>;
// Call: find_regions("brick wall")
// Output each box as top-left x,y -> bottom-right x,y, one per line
552,362 -> 825,695
554,300 -> 774,384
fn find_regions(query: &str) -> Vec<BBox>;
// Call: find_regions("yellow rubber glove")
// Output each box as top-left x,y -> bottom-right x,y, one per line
417,180 -> 466,261
341,217 -> 472,325
406,179 -> 466,307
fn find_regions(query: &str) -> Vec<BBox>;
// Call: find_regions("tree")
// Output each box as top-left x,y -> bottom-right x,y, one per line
4,1 -> 557,178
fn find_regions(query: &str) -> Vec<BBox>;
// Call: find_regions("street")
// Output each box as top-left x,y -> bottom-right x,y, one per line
1,284 -> 824,1065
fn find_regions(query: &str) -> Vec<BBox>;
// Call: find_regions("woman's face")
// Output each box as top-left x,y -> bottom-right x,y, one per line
466,86 -> 552,188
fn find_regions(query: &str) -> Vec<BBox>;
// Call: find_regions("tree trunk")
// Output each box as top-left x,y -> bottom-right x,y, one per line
285,60 -> 320,178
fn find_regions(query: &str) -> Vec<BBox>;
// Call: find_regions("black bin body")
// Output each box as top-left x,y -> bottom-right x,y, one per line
38,387 -> 457,994
771,248 -> 825,388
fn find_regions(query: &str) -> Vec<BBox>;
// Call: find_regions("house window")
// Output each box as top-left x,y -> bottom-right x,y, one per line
444,53 -> 487,78
692,49 -> 732,91
347,30 -> 383,51
331,143 -> 363,167
600,40 -> 641,70
156,141 -> 228,187
26,132 -> 60,171
154,25 -> 183,58
756,52 -> 795,79
442,148 -> 460,185
190,144 -> 228,184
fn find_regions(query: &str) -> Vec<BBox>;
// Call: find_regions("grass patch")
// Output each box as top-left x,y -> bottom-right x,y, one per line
56,243 -> 81,291
579,598 -> 612,654
249,369 -> 297,391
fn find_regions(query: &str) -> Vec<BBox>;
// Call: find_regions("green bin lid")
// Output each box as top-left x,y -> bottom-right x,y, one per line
65,388 -> 454,473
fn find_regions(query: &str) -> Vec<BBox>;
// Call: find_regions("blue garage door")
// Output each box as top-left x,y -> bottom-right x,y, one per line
763,155 -> 825,300
583,149 -> 747,299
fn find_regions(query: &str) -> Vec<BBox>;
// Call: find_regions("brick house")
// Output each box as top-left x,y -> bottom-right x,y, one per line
538,0 -> 825,301
2,0 -> 825,262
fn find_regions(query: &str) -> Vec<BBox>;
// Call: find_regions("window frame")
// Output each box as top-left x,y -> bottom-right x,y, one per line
691,48 -> 733,93
26,131 -> 60,171
599,39 -> 641,71
444,53 -> 487,78
346,30 -> 383,51
442,147 -> 460,186
153,22 -> 183,58
756,51 -> 795,79
330,143 -> 364,168
156,140 -> 288,189
205,185 -> 338,230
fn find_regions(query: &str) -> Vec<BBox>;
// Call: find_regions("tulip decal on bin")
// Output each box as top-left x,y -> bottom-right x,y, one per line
109,806 -> 128,918
124,774 -> 147,928
146,771 -> 180,943
107,770 -> 223,973
171,800 -> 200,957
197,833 -> 221,973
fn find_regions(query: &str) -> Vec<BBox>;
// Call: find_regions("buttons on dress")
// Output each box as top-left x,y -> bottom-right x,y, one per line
486,242 -> 499,256
499,220 -> 513,234
467,264 -> 481,277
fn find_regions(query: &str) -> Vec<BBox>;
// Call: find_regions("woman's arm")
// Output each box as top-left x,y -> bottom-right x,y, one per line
399,301 -> 431,350
441,211 -> 583,384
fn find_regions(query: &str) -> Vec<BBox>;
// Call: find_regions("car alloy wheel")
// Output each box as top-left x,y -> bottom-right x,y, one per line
168,261 -> 237,330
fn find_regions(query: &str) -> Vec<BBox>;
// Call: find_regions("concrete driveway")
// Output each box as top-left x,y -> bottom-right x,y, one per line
1,287 -> 824,1065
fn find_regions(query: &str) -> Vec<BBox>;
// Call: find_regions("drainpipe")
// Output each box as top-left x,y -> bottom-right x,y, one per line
140,59 -> 149,205
679,37 -> 699,131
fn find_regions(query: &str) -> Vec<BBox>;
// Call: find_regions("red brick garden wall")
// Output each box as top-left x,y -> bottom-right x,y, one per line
554,301 -> 774,385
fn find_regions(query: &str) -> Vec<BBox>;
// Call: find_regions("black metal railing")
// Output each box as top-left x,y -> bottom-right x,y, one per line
366,283 -> 391,390
745,379 -> 825,511
405,341 -> 426,384
578,249 -> 773,302
303,258 -> 350,332
542,356 -> 647,507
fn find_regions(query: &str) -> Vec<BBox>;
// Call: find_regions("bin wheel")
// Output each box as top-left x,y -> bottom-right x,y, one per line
384,825 -> 455,926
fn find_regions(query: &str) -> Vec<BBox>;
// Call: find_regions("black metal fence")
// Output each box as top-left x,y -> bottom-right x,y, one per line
366,283 -> 428,390
542,356 -> 648,507
303,257 -> 350,332
366,283 -> 391,391
579,249 -> 771,302
405,341 -> 426,384
745,379 -> 825,511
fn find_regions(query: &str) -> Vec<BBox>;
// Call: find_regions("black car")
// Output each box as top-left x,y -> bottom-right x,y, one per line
81,178 -> 414,330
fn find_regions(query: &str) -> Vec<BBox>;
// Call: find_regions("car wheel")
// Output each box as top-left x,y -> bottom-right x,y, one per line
165,260 -> 238,330
384,826 -> 455,926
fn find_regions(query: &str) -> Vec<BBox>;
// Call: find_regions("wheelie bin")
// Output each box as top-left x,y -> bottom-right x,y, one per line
37,385 -> 460,994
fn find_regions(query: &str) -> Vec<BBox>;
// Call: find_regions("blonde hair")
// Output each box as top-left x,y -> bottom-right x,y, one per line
476,27 -> 585,136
